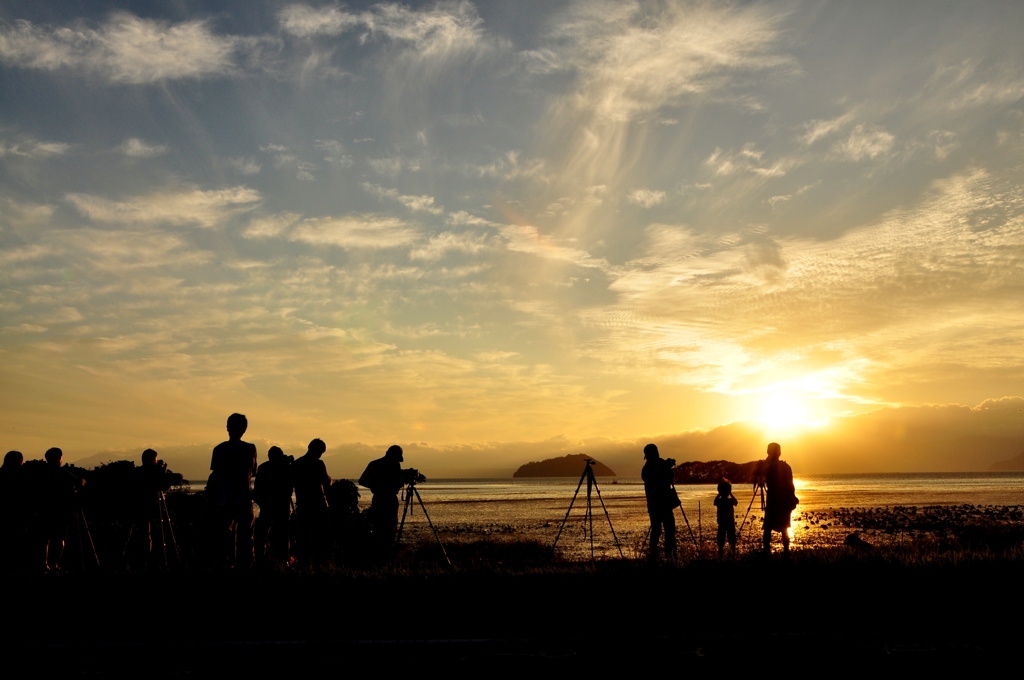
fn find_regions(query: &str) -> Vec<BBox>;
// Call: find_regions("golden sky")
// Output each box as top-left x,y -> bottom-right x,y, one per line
2,2 -> 1023,476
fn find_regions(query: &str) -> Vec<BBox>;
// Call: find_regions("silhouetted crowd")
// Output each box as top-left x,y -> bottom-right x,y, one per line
1,412 -> 799,573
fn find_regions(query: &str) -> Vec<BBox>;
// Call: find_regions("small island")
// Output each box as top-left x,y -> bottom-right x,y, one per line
513,453 -> 617,477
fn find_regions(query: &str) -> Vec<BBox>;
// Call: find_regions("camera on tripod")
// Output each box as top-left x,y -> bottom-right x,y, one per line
401,468 -> 426,485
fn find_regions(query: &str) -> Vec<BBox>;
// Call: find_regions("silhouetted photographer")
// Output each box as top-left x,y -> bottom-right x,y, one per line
359,445 -> 424,559
126,449 -> 173,565
253,446 -> 294,565
0,451 -> 25,572
758,442 -> 798,555
207,413 -> 258,569
292,439 -> 331,568
38,447 -> 85,572
642,443 -> 677,560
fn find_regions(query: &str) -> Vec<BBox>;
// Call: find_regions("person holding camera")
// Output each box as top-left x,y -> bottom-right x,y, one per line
292,439 -> 331,569
126,448 -> 172,567
359,445 -> 423,559
641,443 -> 677,561
253,446 -> 294,565
760,442 -> 797,555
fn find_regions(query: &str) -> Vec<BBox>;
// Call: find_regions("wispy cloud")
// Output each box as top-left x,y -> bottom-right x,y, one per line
361,182 -> 443,215
409,231 -> 491,261
0,13 -> 242,84
833,124 -> 895,161
117,138 -> 167,158
289,215 -> 420,249
0,137 -> 70,158
627,188 -> 665,208
66,187 -> 261,227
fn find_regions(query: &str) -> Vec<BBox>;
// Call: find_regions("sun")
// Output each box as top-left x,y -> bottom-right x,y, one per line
759,392 -> 810,430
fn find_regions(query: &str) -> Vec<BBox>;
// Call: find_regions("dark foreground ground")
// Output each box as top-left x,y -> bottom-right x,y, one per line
7,541 -> 1024,673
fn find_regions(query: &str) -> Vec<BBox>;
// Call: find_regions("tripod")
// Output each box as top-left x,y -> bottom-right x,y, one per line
72,507 -> 101,569
395,480 -> 452,567
552,460 -> 624,559
737,480 -> 766,537
122,490 -> 180,567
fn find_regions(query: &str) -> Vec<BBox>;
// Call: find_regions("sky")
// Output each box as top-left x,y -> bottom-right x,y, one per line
2,1 -> 1023,478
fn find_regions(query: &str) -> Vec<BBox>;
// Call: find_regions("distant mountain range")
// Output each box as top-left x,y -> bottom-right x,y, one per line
988,452 -> 1024,471
513,454 -> 616,477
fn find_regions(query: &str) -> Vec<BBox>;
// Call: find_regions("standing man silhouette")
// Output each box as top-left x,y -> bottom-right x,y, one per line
641,443 -> 677,560
359,445 -> 412,559
209,413 -> 258,569
41,448 -> 82,572
253,446 -> 293,564
292,439 -> 331,568
761,442 -> 797,555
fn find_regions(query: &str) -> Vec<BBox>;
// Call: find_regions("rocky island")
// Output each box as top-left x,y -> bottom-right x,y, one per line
513,453 -> 616,477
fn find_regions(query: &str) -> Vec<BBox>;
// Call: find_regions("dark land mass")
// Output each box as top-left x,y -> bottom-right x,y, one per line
989,450 -> 1024,471
672,459 -> 761,484
513,453 -> 616,477
11,548 -> 1024,671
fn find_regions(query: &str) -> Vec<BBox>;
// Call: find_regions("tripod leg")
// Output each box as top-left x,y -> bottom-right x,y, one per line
121,524 -> 135,561
160,492 -> 181,564
552,467 -> 588,551
587,489 -> 594,560
590,474 -> 625,559
413,487 -> 452,567
78,510 -> 100,568
75,511 -> 86,571
157,498 -> 168,567
395,489 -> 413,546
677,505 -> 699,549
737,487 -> 759,536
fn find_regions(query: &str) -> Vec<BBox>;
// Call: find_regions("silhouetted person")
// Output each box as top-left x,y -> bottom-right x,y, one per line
715,479 -> 738,558
208,413 -> 258,569
253,446 -> 294,564
0,451 -> 25,572
641,443 -> 676,560
760,442 -> 797,555
359,445 -> 415,559
292,439 -> 331,568
126,449 -> 172,567
39,448 -> 83,572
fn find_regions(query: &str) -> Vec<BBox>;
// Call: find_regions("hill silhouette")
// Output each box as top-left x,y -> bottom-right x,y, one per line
513,453 -> 616,477
672,459 -> 762,484
989,451 -> 1024,471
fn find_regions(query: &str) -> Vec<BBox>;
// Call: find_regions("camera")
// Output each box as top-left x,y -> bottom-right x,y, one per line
665,458 -> 677,467
401,468 -> 427,484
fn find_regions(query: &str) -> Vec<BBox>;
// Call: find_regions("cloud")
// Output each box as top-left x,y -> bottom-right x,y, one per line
627,188 -> 666,208
117,138 -> 167,158
66,187 -> 261,228
314,139 -> 354,167
409,231 -> 491,261
0,198 -> 54,227
833,124 -> 895,161
800,112 -> 855,145
227,157 -> 262,175
361,182 -> 444,215
500,224 -> 608,270
705,145 -> 792,177
289,215 -> 420,249
242,213 -> 302,239
549,1 -> 792,123
0,13 -> 241,84
367,156 -> 421,176
0,137 -> 70,158
278,4 -> 361,37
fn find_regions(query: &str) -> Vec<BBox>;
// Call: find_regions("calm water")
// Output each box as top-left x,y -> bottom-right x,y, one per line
359,473 -> 1024,557
189,472 -> 1024,557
